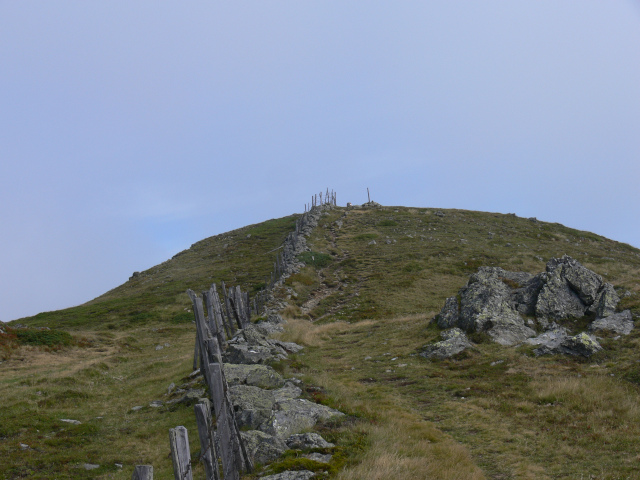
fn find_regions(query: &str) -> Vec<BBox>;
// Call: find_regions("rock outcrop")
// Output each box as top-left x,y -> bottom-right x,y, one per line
429,255 -> 628,356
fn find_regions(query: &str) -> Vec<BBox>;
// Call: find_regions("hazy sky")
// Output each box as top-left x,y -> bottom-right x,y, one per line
1,2 -> 639,322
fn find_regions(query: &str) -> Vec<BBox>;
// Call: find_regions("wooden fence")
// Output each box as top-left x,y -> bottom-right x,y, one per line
131,192 -> 338,478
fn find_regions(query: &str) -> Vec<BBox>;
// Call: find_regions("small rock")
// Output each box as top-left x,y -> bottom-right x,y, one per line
131,406 -> 143,412
60,419 -> 82,425
368,240 -> 377,245
115,463 -> 123,469
149,401 -> 163,408
83,464 -> 100,470
19,443 -> 29,450
490,360 -> 504,366
155,345 -> 164,351
167,382 -> 176,395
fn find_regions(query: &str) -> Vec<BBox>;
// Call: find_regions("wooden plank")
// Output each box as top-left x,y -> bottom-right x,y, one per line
204,287 -> 227,347
205,363 -> 225,417
215,407 -> 239,480
211,284 -> 232,341
131,465 -> 153,480
169,426 -> 193,480
221,282 -> 236,336
194,403 -> 220,480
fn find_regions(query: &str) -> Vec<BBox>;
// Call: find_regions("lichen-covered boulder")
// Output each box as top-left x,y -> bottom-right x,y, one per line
224,364 -> 285,389
420,328 -> 473,359
535,268 -> 587,321
589,310 -> 634,336
268,399 -> 344,439
240,430 -> 287,465
455,268 -> 535,345
436,296 -> 459,329
228,385 -> 276,430
534,332 -> 602,357
589,283 -> 620,318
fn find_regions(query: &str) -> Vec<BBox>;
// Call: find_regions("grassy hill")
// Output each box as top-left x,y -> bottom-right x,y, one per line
2,205 -> 640,479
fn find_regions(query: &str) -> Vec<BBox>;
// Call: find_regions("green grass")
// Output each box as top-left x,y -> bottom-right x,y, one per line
3,205 -> 640,479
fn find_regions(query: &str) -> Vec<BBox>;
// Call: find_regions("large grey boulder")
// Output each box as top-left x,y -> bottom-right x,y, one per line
589,310 -> 634,336
535,255 -> 618,321
420,328 -> 473,359
228,385 -> 276,431
436,297 -> 459,329
268,399 -> 344,439
240,430 -> 288,465
526,327 -> 569,352
456,268 -> 535,345
589,283 -> 620,318
224,344 -> 284,364
534,332 -> 602,357
223,324 -> 303,364
224,364 -> 285,389
535,269 -> 587,321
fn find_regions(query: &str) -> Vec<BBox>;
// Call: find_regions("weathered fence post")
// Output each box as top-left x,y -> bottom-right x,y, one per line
169,426 -> 193,480
221,281 -> 236,336
194,402 -> 220,480
132,465 -> 153,480
203,286 -> 227,347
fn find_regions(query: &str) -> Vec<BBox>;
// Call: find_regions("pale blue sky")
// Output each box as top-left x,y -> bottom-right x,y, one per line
1,1 -> 639,321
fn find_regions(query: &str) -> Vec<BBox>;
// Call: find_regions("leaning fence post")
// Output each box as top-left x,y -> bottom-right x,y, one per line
132,465 -> 153,480
169,426 -> 193,480
194,402 -> 220,480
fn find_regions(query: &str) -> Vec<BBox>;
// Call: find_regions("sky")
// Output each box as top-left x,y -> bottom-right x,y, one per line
1,1 -> 639,322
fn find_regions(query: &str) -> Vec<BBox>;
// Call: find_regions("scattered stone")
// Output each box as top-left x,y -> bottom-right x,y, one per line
188,369 -> 201,378
368,240 -> 377,246
589,310 -> 634,336
490,360 -> 504,366
167,382 -> 176,395
259,471 -> 315,480
131,406 -> 143,412
115,463 -> 123,469
155,345 -> 164,351
83,464 -> 100,470
420,328 -> 473,359
60,419 -> 82,425
435,211 -> 445,217
149,401 -> 163,408
286,432 -> 334,450
303,453 -> 332,463
19,443 -> 29,450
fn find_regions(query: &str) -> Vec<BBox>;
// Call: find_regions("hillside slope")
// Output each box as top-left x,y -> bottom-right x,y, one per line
2,205 -> 640,479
